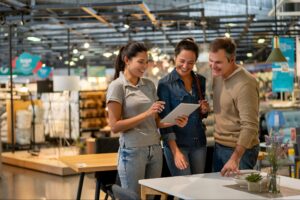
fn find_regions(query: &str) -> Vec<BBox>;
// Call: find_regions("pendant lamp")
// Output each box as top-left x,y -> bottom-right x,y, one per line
266,0 -> 287,63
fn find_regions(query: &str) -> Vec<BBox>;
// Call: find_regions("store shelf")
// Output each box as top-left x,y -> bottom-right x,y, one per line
78,90 -> 107,136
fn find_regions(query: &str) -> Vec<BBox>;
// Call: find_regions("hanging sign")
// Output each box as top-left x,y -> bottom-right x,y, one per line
37,66 -> 53,79
0,66 -> 10,75
296,36 -> 300,77
272,37 -> 295,92
14,52 -> 42,75
87,66 -> 106,77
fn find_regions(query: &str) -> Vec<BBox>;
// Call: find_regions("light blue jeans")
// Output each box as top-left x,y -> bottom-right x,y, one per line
164,145 -> 207,176
118,144 -> 162,195
213,143 -> 259,172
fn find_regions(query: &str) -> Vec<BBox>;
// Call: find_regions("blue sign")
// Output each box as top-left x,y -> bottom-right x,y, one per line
272,37 -> 295,92
37,66 -> 52,79
15,52 -> 41,75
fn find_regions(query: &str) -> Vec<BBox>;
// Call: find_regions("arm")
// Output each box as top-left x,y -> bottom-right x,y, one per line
107,101 -> 165,134
157,81 -> 189,170
157,81 -> 177,141
221,144 -> 246,176
168,140 -> 189,170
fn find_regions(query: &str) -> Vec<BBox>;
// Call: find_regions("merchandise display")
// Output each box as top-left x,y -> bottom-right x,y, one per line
79,90 -> 107,136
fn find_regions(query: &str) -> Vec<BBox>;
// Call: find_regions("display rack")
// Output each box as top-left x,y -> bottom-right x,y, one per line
6,99 -> 42,144
78,90 -> 107,136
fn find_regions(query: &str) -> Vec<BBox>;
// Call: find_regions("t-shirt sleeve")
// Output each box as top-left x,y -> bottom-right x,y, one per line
106,81 -> 124,105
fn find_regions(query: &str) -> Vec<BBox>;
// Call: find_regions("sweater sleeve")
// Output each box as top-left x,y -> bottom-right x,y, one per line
236,81 -> 259,148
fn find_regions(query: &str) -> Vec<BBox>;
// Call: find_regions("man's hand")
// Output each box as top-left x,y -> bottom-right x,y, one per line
221,158 -> 240,176
220,144 -> 246,176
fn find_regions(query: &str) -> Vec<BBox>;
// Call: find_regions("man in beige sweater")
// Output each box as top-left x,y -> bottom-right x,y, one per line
209,38 -> 260,176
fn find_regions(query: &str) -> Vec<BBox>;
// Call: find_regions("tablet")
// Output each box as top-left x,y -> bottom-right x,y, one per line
160,103 -> 199,124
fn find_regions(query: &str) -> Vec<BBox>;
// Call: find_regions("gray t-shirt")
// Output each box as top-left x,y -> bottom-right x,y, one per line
106,72 -> 160,148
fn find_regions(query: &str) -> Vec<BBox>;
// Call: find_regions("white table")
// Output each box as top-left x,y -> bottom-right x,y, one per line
139,172 -> 300,199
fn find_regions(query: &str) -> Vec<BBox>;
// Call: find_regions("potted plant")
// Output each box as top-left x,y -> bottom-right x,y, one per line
246,173 -> 263,192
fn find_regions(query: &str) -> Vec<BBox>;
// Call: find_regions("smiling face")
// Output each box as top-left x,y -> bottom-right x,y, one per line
175,49 -> 197,78
209,49 -> 236,78
124,51 -> 148,79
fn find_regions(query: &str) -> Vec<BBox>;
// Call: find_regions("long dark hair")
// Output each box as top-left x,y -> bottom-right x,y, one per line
114,41 -> 148,80
174,37 -> 199,60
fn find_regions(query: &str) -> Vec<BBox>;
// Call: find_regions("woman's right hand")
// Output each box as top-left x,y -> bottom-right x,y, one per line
145,101 -> 165,117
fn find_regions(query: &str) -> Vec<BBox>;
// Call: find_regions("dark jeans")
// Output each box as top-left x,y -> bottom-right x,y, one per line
164,145 -> 207,176
213,143 -> 259,172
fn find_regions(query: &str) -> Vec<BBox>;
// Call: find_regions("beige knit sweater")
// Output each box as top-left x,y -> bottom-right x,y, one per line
213,67 -> 260,149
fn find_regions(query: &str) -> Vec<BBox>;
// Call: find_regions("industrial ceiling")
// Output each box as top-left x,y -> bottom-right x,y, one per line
0,0 -> 299,69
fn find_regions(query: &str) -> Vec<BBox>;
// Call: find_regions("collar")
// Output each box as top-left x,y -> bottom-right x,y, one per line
224,65 -> 242,80
119,71 -> 146,87
169,68 -> 195,82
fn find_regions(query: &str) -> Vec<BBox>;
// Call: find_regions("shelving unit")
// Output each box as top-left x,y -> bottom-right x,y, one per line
6,99 -> 42,144
78,90 -> 107,136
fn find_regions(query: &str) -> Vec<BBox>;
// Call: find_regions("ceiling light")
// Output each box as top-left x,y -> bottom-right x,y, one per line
72,57 -> 79,62
266,0 -> 287,63
103,52 -> 113,58
84,42 -> 90,48
27,36 -> 41,42
225,32 -> 230,38
70,61 -> 75,66
113,50 -> 119,55
59,56 -> 62,60
79,55 -> 85,60
257,38 -> 265,44
246,52 -> 253,58
266,36 -> 287,63
73,49 -> 78,54
227,23 -> 236,27
152,67 -> 159,76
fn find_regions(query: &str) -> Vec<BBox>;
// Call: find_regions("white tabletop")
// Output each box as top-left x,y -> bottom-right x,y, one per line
139,172 -> 300,199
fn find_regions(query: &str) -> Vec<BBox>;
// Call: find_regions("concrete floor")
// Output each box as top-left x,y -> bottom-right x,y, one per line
0,164 -> 108,200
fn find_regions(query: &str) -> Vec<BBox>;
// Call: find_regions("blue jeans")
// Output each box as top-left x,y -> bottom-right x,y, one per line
164,145 -> 207,176
118,144 -> 162,195
213,143 -> 259,172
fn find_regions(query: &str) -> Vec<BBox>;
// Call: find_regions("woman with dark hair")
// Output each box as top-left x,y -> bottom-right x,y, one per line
157,38 -> 209,176
106,41 -> 188,195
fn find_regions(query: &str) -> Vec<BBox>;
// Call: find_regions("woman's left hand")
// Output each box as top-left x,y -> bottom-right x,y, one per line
199,100 -> 210,114
175,115 -> 188,127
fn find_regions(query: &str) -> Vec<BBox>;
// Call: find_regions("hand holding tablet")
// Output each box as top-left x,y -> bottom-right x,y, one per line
161,103 -> 200,124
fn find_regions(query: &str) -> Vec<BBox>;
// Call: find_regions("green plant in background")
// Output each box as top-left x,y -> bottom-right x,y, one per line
246,173 -> 263,183
75,137 -> 86,154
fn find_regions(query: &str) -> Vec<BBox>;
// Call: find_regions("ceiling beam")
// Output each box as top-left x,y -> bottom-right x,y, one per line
31,1 -> 143,10
138,2 -> 158,25
2,0 -> 27,8
81,7 -> 112,27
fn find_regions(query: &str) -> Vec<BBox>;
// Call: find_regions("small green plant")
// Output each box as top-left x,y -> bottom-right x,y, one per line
245,173 -> 263,183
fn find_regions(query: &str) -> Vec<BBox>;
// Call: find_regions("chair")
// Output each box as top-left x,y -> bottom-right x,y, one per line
94,137 -> 119,200
112,184 -> 140,200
